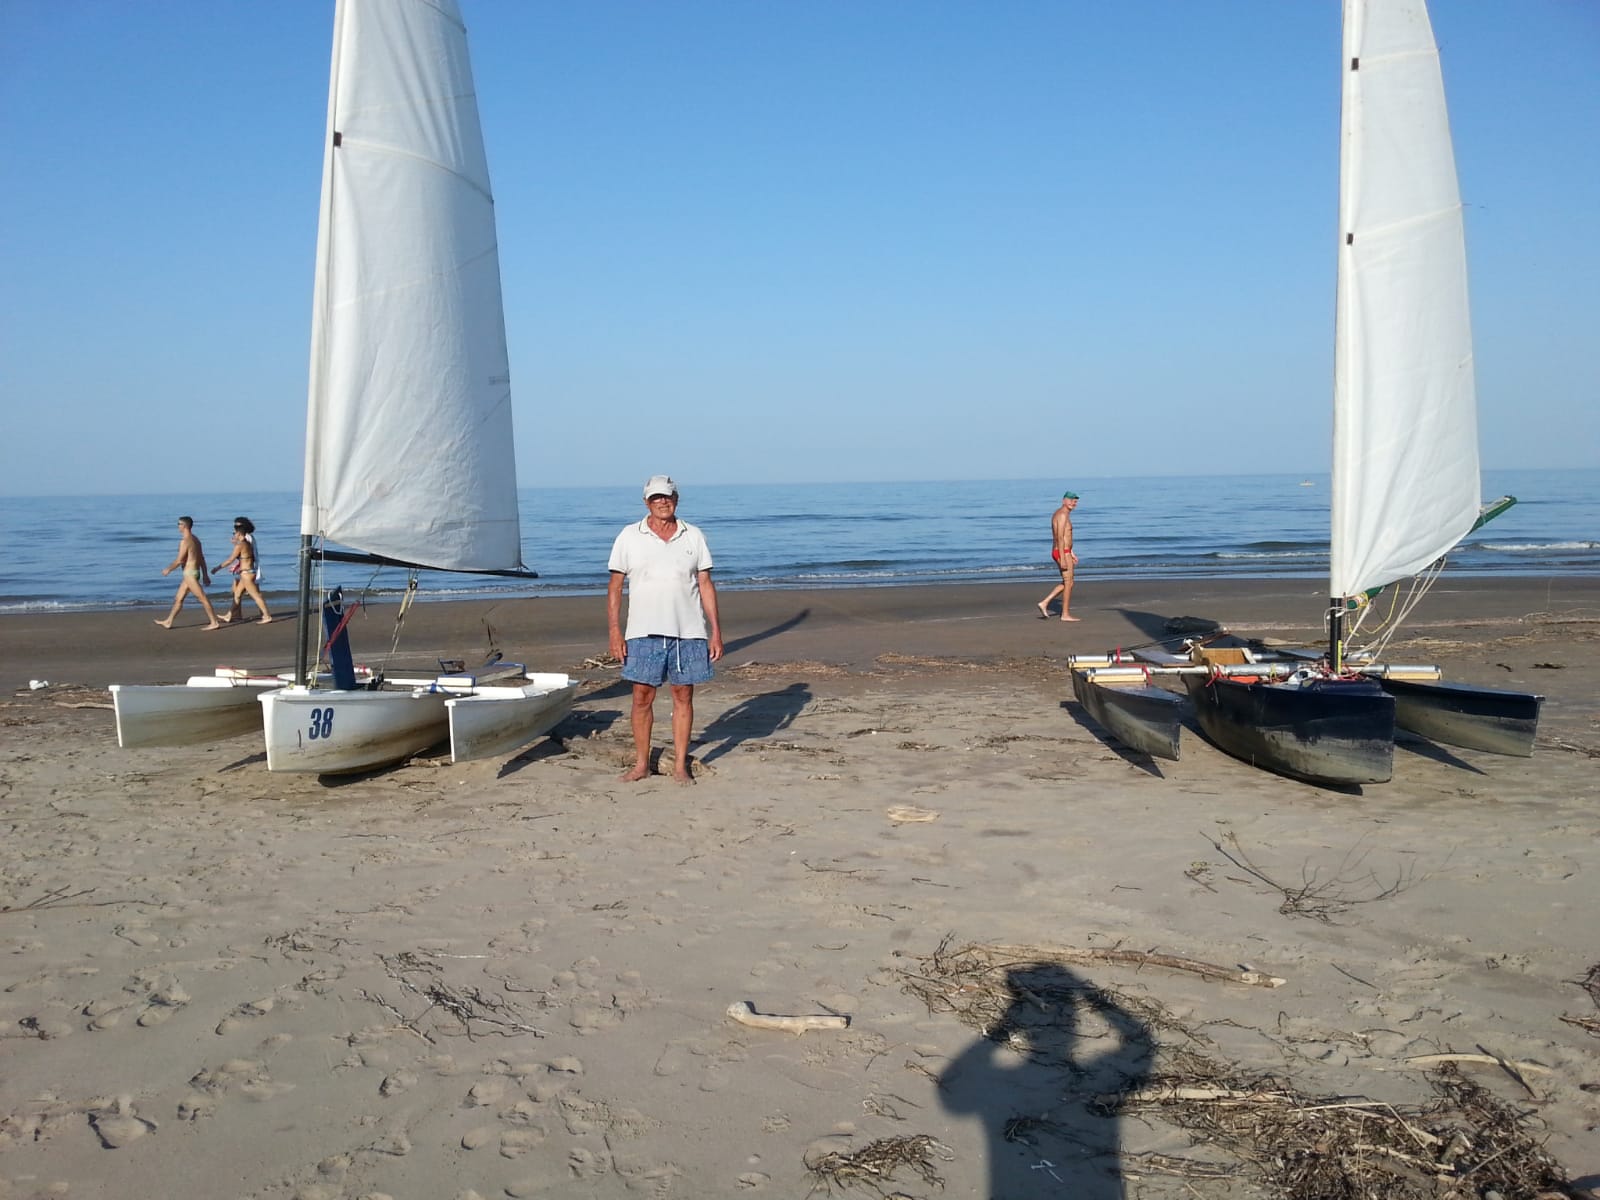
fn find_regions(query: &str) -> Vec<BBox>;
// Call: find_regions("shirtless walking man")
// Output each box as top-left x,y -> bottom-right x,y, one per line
1037,490 -> 1080,622
156,516 -> 222,630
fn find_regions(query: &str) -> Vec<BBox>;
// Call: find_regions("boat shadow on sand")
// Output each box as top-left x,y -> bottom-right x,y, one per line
1059,699 -> 1167,780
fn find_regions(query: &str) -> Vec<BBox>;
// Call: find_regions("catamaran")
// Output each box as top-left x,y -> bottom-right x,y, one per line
108,1 -> 573,772
255,0 -> 578,775
1069,0 -> 1541,786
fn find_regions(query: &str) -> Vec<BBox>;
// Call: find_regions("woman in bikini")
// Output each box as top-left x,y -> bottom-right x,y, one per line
216,516 -> 273,624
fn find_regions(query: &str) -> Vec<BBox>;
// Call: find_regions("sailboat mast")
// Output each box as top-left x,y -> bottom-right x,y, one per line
1329,0 -> 1360,672
294,535 -> 316,686
294,0 -> 348,687
1329,602 -> 1345,672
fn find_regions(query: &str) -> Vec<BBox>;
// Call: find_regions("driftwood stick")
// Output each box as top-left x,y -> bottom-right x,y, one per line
1109,1084 -> 1292,1104
987,943 -> 1285,989
726,1000 -> 849,1034
1107,1088 -> 1444,1150
1402,1052 -> 1552,1077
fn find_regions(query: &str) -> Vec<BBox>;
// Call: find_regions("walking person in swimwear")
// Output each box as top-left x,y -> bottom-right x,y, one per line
607,475 -> 724,784
216,516 -> 272,624
156,516 -> 222,630
1037,490 -> 1080,622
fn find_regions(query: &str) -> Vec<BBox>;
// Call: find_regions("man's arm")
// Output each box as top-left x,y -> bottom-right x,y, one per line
607,570 -> 626,661
699,570 -> 723,661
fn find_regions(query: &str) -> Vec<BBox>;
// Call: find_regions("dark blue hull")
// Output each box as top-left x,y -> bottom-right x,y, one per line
1183,674 -> 1395,785
1070,670 -> 1184,761
1380,678 -> 1542,757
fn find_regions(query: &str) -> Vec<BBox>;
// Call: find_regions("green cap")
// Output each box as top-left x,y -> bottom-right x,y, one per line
1062,490 -> 1079,500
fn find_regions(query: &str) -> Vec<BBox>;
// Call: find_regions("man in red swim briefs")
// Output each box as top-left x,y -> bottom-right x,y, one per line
1037,491 -> 1080,622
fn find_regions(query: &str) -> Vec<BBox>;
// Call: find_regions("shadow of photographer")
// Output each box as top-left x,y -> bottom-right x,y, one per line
939,962 -> 1153,1197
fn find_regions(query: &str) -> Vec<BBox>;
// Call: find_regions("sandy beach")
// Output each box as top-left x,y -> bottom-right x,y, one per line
3,577 -> 1598,1198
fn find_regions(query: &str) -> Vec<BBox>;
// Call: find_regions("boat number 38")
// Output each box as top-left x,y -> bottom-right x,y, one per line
308,707 -> 336,740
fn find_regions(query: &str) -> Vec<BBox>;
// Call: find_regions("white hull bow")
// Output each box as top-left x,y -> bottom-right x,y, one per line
446,675 -> 578,762
110,673 -> 283,749
261,686 -> 449,775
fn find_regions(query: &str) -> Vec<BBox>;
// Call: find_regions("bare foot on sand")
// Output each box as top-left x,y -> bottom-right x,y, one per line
1036,602 -> 1050,619
203,621 -> 222,631
259,616 -> 273,624
619,763 -> 652,782
673,768 -> 695,786
1060,615 -> 1081,622
154,619 -> 172,629
217,614 -> 234,624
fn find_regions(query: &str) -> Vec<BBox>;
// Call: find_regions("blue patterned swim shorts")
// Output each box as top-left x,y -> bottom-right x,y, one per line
621,636 -> 713,687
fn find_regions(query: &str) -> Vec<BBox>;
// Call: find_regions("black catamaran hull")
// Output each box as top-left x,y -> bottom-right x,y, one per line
1183,674 -> 1395,785
1380,678 -> 1542,758
1069,670 -> 1183,761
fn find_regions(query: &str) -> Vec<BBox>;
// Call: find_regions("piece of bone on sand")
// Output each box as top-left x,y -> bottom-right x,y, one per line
726,1001 -> 848,1034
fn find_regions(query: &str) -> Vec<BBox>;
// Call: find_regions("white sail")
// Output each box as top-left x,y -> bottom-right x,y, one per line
303,0 -> 522,572
1329,0 -> 1479,600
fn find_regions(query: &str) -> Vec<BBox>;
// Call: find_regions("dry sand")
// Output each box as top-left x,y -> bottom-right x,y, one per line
2,577 -> 1598,1198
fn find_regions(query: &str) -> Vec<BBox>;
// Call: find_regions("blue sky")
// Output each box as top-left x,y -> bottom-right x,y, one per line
3,1 -> 1596,497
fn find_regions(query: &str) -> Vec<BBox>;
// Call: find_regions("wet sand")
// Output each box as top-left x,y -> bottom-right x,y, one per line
2,577 -> 1598,1197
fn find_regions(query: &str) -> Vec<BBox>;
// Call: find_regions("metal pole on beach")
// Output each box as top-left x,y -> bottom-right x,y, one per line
294,534 -> 315,686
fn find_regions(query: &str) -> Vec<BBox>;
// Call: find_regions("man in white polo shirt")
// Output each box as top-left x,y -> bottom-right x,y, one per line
607,475 -> 724,783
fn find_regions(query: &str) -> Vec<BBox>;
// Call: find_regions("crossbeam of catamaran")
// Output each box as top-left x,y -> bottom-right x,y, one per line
1069,661 -> 1442,682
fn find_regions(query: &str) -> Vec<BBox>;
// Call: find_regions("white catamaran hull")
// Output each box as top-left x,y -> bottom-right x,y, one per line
110,675 -> 283,749
261,686 -> 450,775
445,675 -> 578,763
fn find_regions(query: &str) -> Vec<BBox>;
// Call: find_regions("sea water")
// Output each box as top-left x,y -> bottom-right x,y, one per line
0,470 -> 1594,614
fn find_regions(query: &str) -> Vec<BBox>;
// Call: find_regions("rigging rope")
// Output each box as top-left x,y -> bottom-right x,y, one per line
1336,556 -> 1449,664
386,574 -> 420,666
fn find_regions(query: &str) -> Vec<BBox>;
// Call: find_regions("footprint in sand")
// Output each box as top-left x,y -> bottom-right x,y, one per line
567,1146 -> 607,1180
499,1128 -> 548,1158
89,1096 -> 156,1148
568,1002 -> 625,1035
216,994 -> 280,1036
500,1098 -> 542,1125
83,997 -> 133,1031
378,1069 -> 417,1097
188,1055 -> 295,1103
652,1045 -> 690,1077
136,978 -> 190,1027
529,1077 -> 570,1104
698,1066 -> 731,1093
466,1079 -> 510,1107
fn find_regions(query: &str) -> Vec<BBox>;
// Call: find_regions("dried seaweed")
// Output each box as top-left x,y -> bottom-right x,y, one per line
900,938 -> 1576,1199
806,1134 -> 953,1196
1206,829 -> 1416,923
1102,1061 -> 1575,1199
364,949 -> 547,1042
